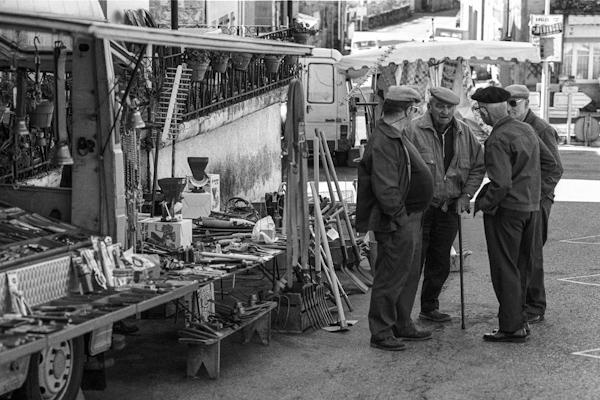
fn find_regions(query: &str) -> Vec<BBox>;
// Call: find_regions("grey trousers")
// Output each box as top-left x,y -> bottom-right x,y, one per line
526,197 -> 553,315
484,208 -> 539,333
369,212 -> 423,340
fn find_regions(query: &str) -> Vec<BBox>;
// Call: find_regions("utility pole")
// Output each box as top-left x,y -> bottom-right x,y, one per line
540,0 -> 550,121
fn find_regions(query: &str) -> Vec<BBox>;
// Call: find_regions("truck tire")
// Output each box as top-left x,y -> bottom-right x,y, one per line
335,151 -> 348,167
12,336 -> 85,400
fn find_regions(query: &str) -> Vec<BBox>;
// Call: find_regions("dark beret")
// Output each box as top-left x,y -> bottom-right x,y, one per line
471,87 -> 511,103
430,87 -> 460,105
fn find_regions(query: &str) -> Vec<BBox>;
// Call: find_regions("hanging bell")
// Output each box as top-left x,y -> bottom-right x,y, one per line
14,118 -> 29,136
127,109 -> 146,129
53,141 -> 74,165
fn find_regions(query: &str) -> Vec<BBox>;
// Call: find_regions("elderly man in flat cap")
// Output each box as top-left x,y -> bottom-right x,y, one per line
405,87 -> 485,323
471,87 -> 557,342
505,84 -> 564,325
356,85 -> 434,351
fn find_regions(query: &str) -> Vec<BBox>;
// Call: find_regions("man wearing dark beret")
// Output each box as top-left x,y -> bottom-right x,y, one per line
405,86 -> 485,323
506,84 -> 564,324
471,86 -> 558,342
356,85 -> 434,351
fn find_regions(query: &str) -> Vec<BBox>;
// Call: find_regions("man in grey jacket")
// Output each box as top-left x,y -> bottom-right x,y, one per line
356,86 -> 434,351
407,87 -> 485,323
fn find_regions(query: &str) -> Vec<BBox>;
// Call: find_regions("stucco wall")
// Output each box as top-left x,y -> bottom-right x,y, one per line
148,88 -> 287,205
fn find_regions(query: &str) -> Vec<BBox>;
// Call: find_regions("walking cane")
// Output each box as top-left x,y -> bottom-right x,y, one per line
457,213 -> 465,329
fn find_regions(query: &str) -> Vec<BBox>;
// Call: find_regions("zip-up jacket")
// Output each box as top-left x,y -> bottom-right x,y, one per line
407,112 -> 485,206
356,119 -> 411,233
476,116 -> 558,214
524,109 -> 563,200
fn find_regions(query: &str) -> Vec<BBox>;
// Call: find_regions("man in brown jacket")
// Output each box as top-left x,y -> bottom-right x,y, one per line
472,86 -> 557,343
407,87 -> 485,323
506,84 -> 564,324
356,86 -> 434,351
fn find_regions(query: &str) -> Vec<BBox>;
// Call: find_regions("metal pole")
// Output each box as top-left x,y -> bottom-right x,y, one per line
566,92 -> 572,144
171,0 -> 178,178
171,0 -> 178,30
540,0 -> 551,121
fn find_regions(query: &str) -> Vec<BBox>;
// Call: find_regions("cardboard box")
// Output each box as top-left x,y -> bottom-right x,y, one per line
139,217 -> 192,249
181,192 -> 212,218
196,283 -> 215,320
207,173 -> 220,211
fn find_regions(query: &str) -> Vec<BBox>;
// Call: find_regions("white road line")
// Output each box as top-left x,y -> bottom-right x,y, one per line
558,273 -> 600,287
572,348 -> 600,359
560,235 -> 600,244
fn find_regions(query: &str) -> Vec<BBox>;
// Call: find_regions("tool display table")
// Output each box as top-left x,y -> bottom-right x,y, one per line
181,301 -> 276,379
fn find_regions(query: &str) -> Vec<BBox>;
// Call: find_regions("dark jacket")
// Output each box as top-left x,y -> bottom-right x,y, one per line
356,119 -> 411,233
524,109 -> 563,200
408,112 -> 485,206
476,116 -> 557,214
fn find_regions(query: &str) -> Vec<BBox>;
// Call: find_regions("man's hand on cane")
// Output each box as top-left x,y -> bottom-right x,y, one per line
456,194 -> 471,214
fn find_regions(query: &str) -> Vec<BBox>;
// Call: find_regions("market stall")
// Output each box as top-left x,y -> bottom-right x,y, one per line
0,7 -> 311,400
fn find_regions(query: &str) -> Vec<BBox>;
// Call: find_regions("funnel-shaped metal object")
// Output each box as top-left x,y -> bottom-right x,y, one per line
158,177 -> 187,222
158,177 -> 187,203
187,157 -> 209,190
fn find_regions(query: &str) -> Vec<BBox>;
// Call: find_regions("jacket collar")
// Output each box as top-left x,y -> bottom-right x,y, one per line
494,115 -> 514,129
415,111 -> 463,135
523,109 -> 537,125
377,118 -> 405,139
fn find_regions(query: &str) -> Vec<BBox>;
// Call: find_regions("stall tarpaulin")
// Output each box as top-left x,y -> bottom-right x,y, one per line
339,40 -> 541,143
337,40 -> 541,75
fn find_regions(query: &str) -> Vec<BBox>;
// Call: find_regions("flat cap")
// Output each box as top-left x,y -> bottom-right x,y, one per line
386,85 -> 422,102
430,87 -> 460,105
471,86 -> 511,103
505,84 -> 530,99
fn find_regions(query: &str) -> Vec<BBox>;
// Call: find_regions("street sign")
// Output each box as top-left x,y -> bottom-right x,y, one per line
529,14 -> 564,62
554,92 -> 592,109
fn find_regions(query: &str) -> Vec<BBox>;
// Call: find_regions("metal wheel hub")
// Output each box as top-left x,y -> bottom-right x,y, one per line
38,341 -> 73,399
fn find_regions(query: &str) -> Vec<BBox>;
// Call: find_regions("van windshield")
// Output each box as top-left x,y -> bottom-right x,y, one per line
307,63 -> 334,103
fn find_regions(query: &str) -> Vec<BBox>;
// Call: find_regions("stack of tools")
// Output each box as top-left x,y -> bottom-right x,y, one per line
282,80 -> 310,287
301,283 -> 335,329
313,129 -> 373,293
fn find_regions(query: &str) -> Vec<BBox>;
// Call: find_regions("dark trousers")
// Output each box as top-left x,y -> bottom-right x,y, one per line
420,205 -> 459,313
526,197 -> 553,315
369,212 -> 423,341
484,208 -> 539,333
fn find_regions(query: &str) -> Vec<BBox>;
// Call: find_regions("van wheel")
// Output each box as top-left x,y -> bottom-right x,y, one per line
12,337 -> 85,400
335,151 -> 348,167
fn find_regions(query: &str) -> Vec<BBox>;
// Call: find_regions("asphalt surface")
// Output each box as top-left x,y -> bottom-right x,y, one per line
84,146 -> 600,400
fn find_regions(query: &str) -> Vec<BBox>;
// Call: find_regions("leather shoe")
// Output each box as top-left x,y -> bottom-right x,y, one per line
370,336 -> 406,351
419,310 -> 451,322
394,325 -> 432,341
483,328 -> 528,343
527,313 -> 544,324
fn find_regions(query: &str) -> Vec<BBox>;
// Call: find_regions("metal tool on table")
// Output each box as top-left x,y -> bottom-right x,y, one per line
157,177 -> 187,222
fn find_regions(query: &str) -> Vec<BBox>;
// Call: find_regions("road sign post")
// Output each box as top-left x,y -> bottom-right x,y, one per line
529,13 -> 563,122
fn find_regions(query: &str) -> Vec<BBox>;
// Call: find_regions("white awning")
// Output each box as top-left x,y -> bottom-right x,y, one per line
338,40 -> 541,77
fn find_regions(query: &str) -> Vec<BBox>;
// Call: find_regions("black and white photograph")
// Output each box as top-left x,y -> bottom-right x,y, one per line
0,0 -> 599,398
